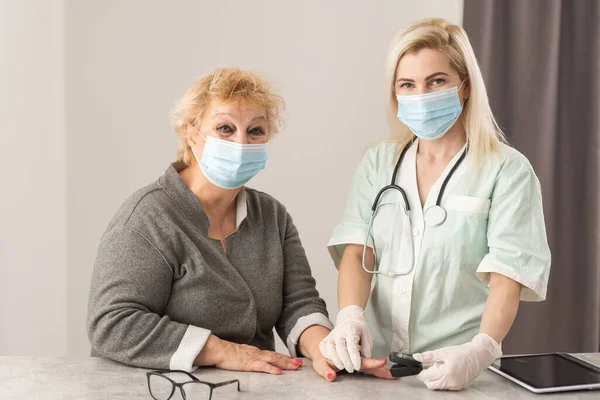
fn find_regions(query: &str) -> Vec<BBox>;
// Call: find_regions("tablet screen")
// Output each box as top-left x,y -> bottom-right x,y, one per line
492,354 -> 600,389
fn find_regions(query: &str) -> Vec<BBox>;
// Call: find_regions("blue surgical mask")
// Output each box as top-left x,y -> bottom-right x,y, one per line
396,81 -> 465,140
192,133 -> 268,189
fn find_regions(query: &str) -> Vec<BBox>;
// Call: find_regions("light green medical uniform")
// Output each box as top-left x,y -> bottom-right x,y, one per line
327,140 -> 551,359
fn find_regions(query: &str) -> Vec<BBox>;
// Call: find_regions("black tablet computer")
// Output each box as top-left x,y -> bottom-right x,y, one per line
489,353 -> 600,394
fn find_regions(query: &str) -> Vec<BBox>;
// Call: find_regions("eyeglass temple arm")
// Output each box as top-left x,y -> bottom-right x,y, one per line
213,379 -> 241,391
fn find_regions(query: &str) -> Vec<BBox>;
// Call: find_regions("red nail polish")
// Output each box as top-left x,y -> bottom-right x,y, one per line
327,372 -> 334,380
380,358 -> 387,362
276,368 -> 282,373
293,359 -> 302,366
289,355 -> 295,359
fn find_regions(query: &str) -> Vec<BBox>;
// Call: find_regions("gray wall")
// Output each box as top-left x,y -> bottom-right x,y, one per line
0,0 -> 67,355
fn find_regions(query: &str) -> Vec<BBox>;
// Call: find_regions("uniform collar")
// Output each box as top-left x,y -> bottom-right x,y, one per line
396,139 -> 467,224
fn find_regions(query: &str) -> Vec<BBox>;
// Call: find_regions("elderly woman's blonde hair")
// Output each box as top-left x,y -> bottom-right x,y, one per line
384,18 -> 505,166
171,68 -> 285,166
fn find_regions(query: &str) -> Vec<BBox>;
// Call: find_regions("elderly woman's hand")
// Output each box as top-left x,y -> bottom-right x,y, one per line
297,325 -> 395,382
311,352 -> 396,381
195,335 -> 302,374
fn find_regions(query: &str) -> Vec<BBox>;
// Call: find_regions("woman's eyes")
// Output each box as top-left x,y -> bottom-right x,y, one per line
399,82 -> 414,89
216,124 -> 265,136
249,127 -> 265,136
216,125 -> 234,134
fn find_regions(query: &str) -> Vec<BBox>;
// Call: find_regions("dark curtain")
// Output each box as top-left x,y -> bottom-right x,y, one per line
463,0 -> 600,353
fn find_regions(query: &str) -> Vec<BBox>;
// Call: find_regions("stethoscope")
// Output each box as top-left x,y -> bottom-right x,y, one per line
362,138 -> 467,277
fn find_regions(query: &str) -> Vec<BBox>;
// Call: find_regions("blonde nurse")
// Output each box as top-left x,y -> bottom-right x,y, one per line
319,18 -> 551,391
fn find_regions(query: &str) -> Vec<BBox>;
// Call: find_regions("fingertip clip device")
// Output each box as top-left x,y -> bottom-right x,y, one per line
389,352 -> 423,377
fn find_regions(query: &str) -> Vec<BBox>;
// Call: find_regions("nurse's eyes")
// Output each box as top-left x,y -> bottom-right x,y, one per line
397,79 -> 448,92
429,78 -> 446,88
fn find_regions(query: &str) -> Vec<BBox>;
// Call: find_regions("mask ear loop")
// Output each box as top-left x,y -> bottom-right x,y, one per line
458,79 -> 469,106
195,130 -> 208,142
188,126 -> 206,161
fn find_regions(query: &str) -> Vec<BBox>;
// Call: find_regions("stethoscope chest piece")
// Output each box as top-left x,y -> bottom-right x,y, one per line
424,205 -> 446,226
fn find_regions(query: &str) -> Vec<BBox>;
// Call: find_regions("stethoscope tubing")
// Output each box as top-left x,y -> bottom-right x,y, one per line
361,138 -> 467,276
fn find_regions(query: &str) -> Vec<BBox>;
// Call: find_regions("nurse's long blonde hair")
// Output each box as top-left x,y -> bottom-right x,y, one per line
384,18 -> 505,166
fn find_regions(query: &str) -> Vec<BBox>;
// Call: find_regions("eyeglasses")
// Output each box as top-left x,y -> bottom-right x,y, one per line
146,370 -> 240,400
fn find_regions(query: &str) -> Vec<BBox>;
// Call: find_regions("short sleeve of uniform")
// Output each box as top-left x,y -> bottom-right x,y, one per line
327,145 -> 381,268
476,153 -> 551,301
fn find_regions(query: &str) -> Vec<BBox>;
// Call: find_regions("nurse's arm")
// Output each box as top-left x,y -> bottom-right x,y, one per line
338,244 -> 374,309
479,272 -> 522,343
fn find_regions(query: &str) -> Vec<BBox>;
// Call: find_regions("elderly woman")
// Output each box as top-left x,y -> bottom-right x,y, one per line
87,68 -> 388,382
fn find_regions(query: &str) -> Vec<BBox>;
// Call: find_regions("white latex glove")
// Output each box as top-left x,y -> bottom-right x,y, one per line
413,333 -> 502,391
318,305 -> 373,373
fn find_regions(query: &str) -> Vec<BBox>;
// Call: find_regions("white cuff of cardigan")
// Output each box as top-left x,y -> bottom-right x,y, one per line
169,325 -> 211,372
286,313 -> 334,357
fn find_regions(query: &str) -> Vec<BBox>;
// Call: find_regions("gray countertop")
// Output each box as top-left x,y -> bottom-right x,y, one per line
1,354 -> 599,399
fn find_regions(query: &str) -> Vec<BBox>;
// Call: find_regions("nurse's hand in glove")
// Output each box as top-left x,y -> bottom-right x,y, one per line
319,305 -> 394,379
413,333 -> 502,390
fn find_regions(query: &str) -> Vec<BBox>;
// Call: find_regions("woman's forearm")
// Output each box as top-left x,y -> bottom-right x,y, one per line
479,272 -> 521,344
337,244 -> 374,310
194,334 -> 224,366
297,325 -> 331,359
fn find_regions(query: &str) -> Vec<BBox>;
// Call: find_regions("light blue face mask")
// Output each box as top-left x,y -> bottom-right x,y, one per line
192,133 -> 268,189
396,81 -> 465,140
